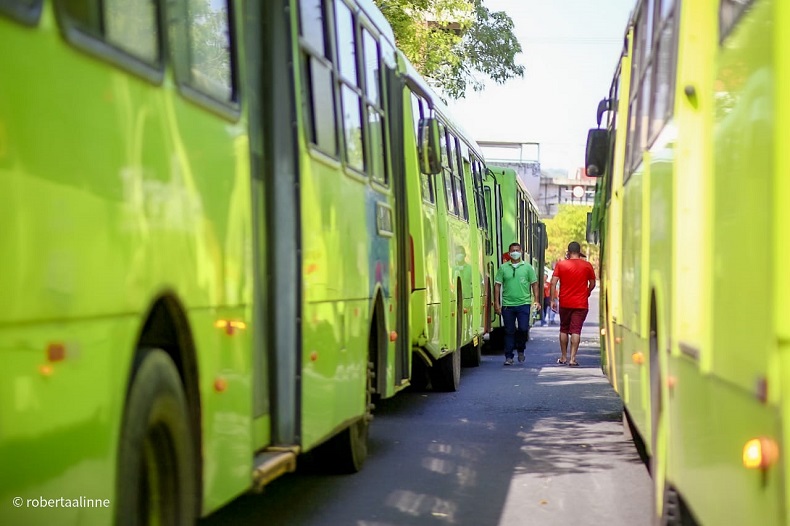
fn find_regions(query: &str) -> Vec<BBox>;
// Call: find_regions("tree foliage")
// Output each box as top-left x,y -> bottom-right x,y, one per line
374,0 -> 525,99
544,205 -> 599,270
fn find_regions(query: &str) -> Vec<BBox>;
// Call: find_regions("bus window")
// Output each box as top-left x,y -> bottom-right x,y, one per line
362,28 -> 386,184
335,0 -> 364,171
299,0 -> 337,154
484,186 -> 493,256
449,135 -> 467,220
104,0 -> 159,64
410,92 -> 435,203
439,124 -> 456,215
185,0 -> 234,102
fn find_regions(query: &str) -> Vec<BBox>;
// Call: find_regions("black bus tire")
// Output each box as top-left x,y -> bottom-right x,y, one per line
116,349 -> 197,526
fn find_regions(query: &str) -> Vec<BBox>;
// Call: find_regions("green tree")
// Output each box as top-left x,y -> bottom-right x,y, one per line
544,205 -> 598,269
374,0 -> 525,99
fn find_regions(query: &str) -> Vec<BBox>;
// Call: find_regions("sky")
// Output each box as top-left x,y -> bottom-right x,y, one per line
443,0 -> 635,173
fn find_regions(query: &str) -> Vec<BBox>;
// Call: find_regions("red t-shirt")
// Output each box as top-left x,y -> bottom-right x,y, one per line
553,258 -> 596,309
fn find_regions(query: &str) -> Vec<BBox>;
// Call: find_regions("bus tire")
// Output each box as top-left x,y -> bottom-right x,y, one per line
431,289 -> 463,391
318,362 -> 372,474
116,349 -> 197,526
461,339 -> 482,367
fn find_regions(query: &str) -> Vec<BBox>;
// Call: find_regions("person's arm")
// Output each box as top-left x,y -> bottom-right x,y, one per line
550,275 -> 560,312
587,264 -> 596,296
531,281 -> 540,310
494,282 -> 502,314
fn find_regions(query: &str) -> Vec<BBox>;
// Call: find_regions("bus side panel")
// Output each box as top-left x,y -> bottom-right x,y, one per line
619,165 -> 649,438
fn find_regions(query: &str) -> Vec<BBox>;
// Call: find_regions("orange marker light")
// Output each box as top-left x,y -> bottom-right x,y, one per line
632,352 -> 645,365
310,351 -> 318,362
743,437 -> 779,469
47,343 -> 66,362
214,378 -> 228,392
615,337 -> 623,344
427,316 -> 432,324
214,319 -> 247,335
39,364 -> 54,377
390,331 -> 398,342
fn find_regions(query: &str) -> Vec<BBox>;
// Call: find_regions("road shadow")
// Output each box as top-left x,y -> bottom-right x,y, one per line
201,324 -> 648,526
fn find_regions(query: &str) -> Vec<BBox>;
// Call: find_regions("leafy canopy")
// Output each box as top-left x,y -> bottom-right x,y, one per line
374,0 -> 525,99
544,205 -> 599,269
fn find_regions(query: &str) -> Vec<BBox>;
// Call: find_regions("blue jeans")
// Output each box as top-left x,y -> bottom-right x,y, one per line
502,304 -> 531,359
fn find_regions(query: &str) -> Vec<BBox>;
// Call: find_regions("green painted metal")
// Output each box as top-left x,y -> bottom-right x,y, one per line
483,166 -> 544,340
0,0 -> 540,522
591,0 -> 790,523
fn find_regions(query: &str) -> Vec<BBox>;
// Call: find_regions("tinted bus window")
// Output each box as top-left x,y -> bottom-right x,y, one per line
299,0 -> 337,154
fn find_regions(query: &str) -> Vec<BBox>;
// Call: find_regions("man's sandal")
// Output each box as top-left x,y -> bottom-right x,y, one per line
556,358 -> 567,365
568,361 -> 580,367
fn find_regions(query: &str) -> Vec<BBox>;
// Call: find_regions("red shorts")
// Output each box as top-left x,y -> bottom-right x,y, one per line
559,307 -> 588,334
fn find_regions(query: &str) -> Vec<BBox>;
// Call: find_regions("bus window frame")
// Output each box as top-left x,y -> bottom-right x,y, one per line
450,135 -> 469,222
0,0 -> 42,25
334,0 -> 366,175
53,0 -> 168,88
647,0 -> 679,147
169,0 -> 241,119
359,22 -> 388,188
299,0 -> 341,158
719,0 -> 754,43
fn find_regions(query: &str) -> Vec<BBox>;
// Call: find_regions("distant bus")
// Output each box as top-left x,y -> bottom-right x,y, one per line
586,1 -> 790,523
0,0 -> 491,524
483,166 -> 547,349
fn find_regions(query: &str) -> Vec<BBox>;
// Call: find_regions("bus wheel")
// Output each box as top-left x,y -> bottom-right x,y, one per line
319,365 -> 371,473
116,349 -> 196,526
431,290 -> 462,391
461,339 -> 482,367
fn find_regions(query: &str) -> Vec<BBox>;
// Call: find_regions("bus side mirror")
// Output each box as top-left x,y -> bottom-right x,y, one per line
418,117 -> 442,175
585,128 -> 610,177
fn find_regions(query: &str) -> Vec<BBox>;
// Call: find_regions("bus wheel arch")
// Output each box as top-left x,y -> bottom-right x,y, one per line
123,294 -> 202,517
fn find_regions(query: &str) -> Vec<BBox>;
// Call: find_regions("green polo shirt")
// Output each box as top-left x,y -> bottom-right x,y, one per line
495,261 -> 537,306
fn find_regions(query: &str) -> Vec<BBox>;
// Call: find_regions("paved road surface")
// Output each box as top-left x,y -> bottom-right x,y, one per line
202,290 -> 651,525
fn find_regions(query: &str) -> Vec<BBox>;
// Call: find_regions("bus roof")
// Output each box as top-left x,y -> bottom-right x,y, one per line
356,0 -> 397,45
487,165 -> 540,210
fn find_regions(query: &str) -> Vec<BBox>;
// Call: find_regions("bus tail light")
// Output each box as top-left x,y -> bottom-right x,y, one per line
742,437 -> 779,469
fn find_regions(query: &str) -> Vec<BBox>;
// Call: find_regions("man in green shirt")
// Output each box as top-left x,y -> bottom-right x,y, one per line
494,242 -> 540,365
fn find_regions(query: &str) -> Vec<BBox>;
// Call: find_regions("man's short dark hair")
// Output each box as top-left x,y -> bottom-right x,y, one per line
567,241 -> 582,254
509,242 -> 521,250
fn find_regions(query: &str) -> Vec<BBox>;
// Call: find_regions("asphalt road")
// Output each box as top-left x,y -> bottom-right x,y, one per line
202,290 -> 651,525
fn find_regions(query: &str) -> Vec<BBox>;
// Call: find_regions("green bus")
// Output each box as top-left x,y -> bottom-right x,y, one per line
482,166 -> 546,351
0,0 -> 490,523
586,0 -> 790,523
403,63 -> 490,380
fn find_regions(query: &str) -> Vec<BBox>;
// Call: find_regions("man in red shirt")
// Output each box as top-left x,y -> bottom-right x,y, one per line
550,242 -> 596,366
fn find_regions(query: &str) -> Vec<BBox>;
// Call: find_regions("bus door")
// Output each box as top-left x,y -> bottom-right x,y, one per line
386,63 -> 411,386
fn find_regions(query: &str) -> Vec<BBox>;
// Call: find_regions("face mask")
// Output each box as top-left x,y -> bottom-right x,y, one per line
456,254 -> 465,264
510,251 -> 521,261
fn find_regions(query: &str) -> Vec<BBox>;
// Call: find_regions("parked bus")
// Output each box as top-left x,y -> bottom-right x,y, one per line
402,63 -> 489,377
482,166 -> 547,351
586,0 -> 790,523
0,0 -> 490,524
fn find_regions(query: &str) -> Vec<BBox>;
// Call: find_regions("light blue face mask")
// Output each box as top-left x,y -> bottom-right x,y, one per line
509,251 -> 522,261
